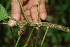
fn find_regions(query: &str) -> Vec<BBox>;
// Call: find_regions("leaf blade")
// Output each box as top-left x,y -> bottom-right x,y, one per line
0,4 -> 8,21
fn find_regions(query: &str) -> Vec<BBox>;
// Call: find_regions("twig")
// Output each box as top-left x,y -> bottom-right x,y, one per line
34,0 -> 40,47
36,0 -> 40,22
41,27 -> 49,46
17,22 -> 70,32
18,0 -> 30,23
15,36 -> 21,47
0,13 -> 70,32
23,26 -> 36,47
0,23 -> 8,24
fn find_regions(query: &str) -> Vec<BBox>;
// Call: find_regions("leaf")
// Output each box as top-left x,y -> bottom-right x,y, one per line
0,4 -> 8,21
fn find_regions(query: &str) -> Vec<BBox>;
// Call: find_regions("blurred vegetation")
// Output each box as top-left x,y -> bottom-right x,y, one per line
0,0 -> 70,47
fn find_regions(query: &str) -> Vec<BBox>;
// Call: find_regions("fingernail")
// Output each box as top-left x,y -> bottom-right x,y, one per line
8,19 -> 16,27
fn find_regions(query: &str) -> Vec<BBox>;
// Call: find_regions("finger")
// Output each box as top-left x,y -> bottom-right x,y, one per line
40,2 -> 47,20
24,0 -> 38,10
20,14 -> 26,22
40,0 -> 45,4
8,0 -> 22,27
25,10 -> 33,22
31,6 -> 37,22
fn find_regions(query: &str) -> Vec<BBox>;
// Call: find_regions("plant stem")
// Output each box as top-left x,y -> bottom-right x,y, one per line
18,0 -> 30,23
0,13 -> 22,24
34,0 -> 40,46
41,27 -> 49,46
36,0 -> 40,22
23,26 -> 36,47
0,13 -> 70,32
16,22 -> 70,32
15,36 -> 21,47
0,23 -> 8,24
35,29 -> 40,47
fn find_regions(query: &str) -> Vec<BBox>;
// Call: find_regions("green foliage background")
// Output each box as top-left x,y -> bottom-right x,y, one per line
0,0 -> 70,47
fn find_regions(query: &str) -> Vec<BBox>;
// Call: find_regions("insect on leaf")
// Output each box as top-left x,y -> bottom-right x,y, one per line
0,4 -> 8,21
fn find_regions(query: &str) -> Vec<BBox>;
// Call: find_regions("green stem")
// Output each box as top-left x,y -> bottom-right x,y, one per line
41,27 -> 49,46
34,0 -> 40,46
35,29 -> 40,47
15,36 -> 21,47
0,13 -> 70,32
0,23 -> 8,24
37,0 -> 40,22
23,26 -> 36,47
0,13 -> 22,24
18,0 -> 30,23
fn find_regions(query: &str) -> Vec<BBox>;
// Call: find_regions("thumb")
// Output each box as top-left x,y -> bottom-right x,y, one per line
8,0 -> 21,27
8,14 -> 20,27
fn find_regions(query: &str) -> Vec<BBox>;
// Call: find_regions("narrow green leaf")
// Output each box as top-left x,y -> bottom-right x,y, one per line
0,4 -> 8,21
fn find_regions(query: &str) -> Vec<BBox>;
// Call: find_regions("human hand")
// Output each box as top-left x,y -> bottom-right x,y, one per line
8,0 -> 47,27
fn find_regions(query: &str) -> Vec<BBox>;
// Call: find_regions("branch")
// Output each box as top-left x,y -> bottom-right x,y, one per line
0,13 -> 70,32
18,0 -> 30,23
17,22 -> 70,32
